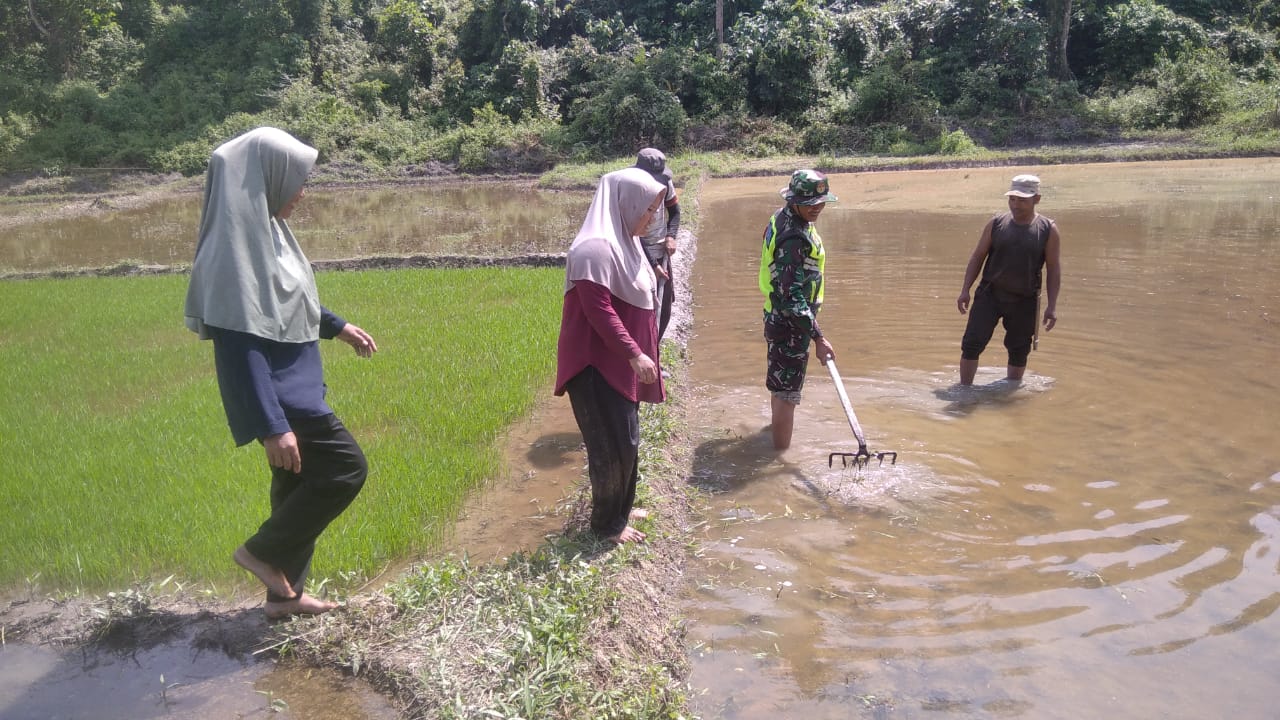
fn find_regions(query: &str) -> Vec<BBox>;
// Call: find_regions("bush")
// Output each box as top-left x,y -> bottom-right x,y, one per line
345,118 -> 421,166
50,81 -> 103,124
1098,0 -> 1208,87
1147,48 -> 1232,128
150,113 -> 263,175
936,128 -> 981,155
1086,48 -> 1231,130
843,51 -> 941,134
648,45 -> 746,122
567,49 -> 687,154
79,25 -> 146,91
729,0 -> 835,120
264,80 -> 363,160
427,105 -> 561,173
31,121 -> 115,166
736,117 -> 802,157
0,112 -> 37,169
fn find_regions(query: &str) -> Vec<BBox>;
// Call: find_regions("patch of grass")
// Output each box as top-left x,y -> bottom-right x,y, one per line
278,339 -> 697,719
0,267 -> 563,595
284,538 -> 687,718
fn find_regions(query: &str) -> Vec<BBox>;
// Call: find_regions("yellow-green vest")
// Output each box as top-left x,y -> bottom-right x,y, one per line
759,210 -> 826,312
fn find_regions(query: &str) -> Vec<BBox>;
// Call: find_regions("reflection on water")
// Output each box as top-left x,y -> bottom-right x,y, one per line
686,160 -> 1280,719
0,629 -> 399,720
0,183 -> 589,272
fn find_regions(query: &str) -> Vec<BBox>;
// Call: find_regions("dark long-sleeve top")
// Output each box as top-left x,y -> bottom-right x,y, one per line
554,280 -> 665,404
663,197 -> 681,239
208,308 -> 347,446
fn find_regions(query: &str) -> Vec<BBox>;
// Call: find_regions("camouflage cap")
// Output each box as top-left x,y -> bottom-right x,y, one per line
780,169 -> 837,206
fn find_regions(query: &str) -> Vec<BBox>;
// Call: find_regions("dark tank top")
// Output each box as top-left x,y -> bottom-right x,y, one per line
980,212 -> 1053,298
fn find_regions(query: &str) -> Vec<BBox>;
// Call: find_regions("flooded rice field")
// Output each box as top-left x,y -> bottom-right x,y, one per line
0,182 -> 586,271
682,160 -> 1280,719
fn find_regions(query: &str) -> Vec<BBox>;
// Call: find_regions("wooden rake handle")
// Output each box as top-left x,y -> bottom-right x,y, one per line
824,358 -> 870,454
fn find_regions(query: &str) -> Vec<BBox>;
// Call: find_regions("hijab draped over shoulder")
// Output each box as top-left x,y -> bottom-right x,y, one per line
565,167 -> 665,310
184,127 -> 321,343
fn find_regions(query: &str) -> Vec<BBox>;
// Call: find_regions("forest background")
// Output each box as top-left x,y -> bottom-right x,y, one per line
2,0 -> 1279,177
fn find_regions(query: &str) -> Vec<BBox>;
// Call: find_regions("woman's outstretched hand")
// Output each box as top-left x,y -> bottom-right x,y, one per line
338,324 -> 378,358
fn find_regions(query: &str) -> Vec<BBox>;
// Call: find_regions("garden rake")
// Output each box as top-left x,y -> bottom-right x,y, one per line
823,359 -> 897,469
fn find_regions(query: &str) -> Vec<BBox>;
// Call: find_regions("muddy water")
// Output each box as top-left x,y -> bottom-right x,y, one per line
0,183 -> 586,271
0,640 -> 399,720
685,160 -> 1280,719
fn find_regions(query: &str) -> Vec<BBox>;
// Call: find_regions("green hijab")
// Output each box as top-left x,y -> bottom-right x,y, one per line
184,127 -> 321,343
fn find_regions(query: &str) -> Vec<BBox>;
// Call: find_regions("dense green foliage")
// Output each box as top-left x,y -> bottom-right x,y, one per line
2,0 -> 1278,174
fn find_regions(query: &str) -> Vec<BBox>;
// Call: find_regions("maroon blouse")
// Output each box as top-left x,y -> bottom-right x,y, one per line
554,280 -> 665,404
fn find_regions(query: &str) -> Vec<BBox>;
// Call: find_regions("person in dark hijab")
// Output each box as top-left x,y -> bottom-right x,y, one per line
185,127 -> 378,619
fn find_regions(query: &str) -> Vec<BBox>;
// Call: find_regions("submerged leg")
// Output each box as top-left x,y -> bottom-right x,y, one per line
770,394 -> 797,450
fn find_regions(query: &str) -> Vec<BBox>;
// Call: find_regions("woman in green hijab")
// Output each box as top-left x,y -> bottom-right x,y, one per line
185,127 -> 378,619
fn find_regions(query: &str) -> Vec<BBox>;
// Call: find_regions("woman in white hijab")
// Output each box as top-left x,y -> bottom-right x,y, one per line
185,127 -> 378,619
554,167 -> 667,544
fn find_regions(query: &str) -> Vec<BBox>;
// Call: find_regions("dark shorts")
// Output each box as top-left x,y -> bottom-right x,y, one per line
961,284 -> 1038,366
764,312 -> 811,401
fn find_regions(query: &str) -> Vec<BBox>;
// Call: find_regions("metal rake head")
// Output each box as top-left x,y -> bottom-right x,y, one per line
828,450 -> 898,469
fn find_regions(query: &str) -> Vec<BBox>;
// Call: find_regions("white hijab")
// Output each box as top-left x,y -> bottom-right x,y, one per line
184,127 -> 321,343
565,167 -> 664,310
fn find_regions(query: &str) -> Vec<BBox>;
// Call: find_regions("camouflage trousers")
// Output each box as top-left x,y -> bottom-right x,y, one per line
763,311 -> 812,403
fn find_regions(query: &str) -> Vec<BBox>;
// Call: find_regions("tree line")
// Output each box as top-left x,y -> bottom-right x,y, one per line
1,0 -> 1277,175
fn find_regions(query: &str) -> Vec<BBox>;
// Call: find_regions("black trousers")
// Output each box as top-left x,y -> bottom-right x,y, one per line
244,414 -> 367,602
961,284 -> 1038,367
565,367 -> 640,538
656,253 -> 675,342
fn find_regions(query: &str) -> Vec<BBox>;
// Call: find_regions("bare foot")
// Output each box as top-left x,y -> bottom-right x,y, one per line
233,545 -> 295,599
264,593 -> 339,620
608,526 -> 647,544
629,508 -> 649,520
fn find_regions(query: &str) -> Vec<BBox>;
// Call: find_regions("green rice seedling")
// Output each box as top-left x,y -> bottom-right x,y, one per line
0,267 -> 563,595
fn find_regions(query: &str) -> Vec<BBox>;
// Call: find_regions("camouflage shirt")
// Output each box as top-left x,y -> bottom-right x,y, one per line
761,206 -> 825,338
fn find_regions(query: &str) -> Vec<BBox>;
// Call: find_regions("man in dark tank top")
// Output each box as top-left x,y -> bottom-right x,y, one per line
955,174 -> 1062,385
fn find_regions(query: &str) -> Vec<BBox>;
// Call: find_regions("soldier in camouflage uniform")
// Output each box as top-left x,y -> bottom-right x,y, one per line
759,169 -> 838,451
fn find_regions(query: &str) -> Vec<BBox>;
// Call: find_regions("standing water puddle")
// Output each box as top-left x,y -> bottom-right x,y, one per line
0,637 -> 398,719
